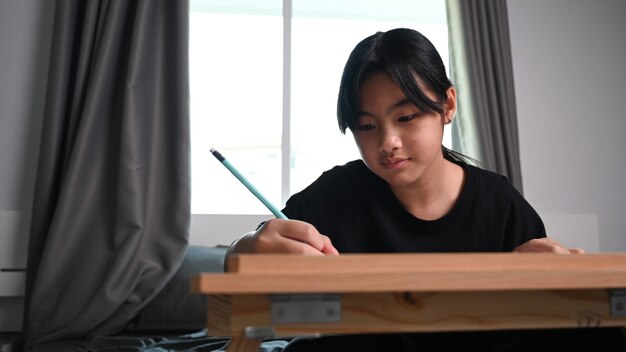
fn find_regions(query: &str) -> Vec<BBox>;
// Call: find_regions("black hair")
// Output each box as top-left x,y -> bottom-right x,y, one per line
337,28 -> 475,165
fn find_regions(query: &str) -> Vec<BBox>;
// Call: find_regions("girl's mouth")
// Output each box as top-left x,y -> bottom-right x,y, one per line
381,157 -> 408,169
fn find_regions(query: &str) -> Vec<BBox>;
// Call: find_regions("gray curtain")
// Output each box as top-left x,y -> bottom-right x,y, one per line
23,0 -> 190,349
447,0 -> 524,193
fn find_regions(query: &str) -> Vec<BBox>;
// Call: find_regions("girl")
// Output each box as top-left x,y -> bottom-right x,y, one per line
226,28 -> 625,351
227,28 -> 577,258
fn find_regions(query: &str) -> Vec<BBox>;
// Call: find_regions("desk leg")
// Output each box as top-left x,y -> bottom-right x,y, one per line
226,337 -> 262,352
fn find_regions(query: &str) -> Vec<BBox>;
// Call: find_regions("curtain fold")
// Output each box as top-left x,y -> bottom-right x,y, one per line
22,0 -> 190,349
446,0 -> 524,193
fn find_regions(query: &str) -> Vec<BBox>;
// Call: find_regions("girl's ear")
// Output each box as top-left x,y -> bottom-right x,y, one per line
443,86 -> 457,124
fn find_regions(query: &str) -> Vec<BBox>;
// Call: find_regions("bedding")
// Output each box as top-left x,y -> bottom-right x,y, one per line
29,245 -> 291,352
30,330 -> 288,352
30,330 -> 289,351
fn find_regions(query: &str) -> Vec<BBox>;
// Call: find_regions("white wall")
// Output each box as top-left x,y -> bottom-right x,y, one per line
0,0 -> 52,223
508,0 -> 626,252
0,0 -> 54,332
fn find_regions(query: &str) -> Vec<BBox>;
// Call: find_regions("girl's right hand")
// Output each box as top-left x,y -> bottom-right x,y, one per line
252,219 -> 339,255
234,219 -> 340,256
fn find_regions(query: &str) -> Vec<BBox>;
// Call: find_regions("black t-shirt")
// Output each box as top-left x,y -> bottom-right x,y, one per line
282,159 -> 545,253
278,160 -> 626,352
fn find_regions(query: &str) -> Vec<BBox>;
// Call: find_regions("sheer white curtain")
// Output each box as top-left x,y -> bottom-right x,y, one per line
447,0 -> 523,192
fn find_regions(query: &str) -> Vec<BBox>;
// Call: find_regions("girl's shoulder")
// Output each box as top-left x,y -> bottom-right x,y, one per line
468,164 -> 510,185
463,163 -> 527,205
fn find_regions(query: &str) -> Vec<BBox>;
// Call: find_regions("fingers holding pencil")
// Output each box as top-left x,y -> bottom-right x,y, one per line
254,219 -> 339,256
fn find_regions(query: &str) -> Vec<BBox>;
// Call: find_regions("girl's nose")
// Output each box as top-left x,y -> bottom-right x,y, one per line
379,127 -> 402,153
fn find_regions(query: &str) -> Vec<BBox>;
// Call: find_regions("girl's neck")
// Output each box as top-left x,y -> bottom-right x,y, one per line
390,158 -> 465,221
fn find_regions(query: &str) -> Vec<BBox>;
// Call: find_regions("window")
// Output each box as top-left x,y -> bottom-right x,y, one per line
190,0 -> 450,215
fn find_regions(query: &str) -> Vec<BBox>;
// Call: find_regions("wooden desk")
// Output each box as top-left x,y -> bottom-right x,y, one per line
191,253 -> 626,352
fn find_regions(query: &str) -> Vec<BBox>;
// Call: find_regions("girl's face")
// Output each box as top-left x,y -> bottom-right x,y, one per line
353,72 -> 456,188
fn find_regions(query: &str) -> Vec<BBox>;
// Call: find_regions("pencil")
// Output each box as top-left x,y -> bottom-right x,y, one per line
210,148 -> 288,219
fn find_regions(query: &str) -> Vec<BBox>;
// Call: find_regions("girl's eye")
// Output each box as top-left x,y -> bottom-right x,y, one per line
398,113 -> 418,122
358,123 -> 375,131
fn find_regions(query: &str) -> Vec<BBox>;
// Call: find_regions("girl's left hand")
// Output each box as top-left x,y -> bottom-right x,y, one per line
514,237 -> 585,254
